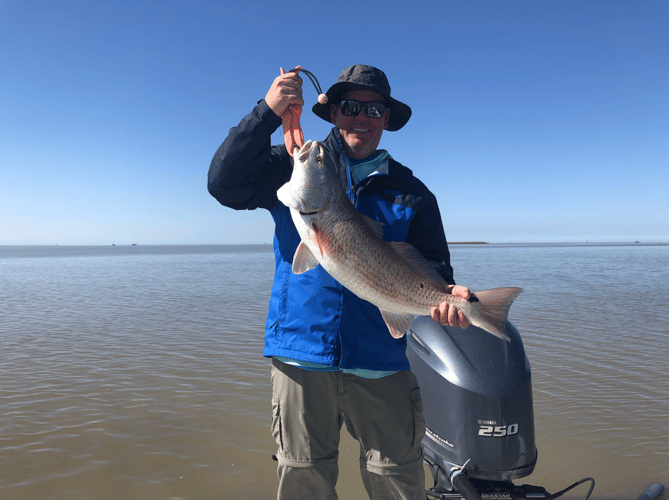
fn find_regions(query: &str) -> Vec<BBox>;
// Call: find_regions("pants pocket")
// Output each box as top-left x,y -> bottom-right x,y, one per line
409,387 -> 425,447
271,399 -> 283,452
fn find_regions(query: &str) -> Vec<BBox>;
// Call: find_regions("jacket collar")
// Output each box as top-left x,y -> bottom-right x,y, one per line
323,127 -> 414,186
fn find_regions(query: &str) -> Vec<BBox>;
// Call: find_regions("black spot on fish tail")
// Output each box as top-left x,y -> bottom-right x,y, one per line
468,294 -> 480,303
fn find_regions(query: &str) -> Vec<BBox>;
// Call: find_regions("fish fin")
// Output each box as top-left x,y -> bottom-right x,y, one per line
360,214 -> 385,239
387,242 -> 448,287
380,310 -> 416,339
471,287 -> 523,342
292,241 -> 319,274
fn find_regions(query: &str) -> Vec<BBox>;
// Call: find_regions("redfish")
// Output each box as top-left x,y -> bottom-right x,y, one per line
277,141 -> 521,341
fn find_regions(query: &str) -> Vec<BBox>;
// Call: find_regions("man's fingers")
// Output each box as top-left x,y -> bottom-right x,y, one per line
450,285 -> 470,299
431,301 -> 470,329
458,311 -> 470,329
447,303 -> 459,327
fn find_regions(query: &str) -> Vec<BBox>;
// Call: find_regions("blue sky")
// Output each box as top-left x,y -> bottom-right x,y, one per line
1,0 -> 667,245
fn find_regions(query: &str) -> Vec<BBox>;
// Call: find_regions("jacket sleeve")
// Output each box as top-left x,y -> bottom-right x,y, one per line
208,99 -> 292,211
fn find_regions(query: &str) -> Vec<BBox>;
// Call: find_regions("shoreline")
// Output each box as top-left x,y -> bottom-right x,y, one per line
449,241 -> 489,245
2,241 -> 668,248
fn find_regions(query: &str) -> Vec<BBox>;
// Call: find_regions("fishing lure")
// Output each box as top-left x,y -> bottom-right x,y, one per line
282,67 -> 327,157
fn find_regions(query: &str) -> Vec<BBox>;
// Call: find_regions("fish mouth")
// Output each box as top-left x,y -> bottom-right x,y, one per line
299,210 -> 319,216
296,141 -> 314,161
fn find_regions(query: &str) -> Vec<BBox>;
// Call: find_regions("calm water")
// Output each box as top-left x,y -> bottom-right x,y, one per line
1,244 -> 667,499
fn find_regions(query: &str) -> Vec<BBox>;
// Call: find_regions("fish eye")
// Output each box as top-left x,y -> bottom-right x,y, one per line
316,156 -> 323,164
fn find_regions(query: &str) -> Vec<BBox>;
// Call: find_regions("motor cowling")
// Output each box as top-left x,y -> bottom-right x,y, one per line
407,318 -> 537,485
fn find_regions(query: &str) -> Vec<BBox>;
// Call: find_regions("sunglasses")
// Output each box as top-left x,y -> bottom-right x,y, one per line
339,100 -> 388,118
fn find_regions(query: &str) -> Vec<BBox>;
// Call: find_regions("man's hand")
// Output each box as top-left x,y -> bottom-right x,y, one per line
265,66 -> 305,117
430,285 -> 471,329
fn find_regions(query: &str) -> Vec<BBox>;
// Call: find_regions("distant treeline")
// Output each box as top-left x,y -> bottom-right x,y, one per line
450,242 -> 488,245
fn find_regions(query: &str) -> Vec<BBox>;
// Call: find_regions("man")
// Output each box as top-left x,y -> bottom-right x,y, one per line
208,65 -> 470,500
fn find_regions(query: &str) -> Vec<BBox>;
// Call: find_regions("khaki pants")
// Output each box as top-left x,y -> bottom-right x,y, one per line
270,358 -> 426,500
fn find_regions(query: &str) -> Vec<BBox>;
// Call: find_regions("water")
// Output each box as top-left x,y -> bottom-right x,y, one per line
1,244 -> 667,499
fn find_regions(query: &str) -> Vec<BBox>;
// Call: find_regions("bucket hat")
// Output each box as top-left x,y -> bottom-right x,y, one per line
312,65 -> 411,132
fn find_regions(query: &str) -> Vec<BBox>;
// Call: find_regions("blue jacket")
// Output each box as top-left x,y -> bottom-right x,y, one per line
208,100 -> 455,371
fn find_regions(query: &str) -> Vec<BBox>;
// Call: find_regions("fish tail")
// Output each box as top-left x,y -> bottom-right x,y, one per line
471,287 -> 523,342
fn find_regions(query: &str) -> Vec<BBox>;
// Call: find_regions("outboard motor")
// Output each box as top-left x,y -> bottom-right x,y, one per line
407,317 -> 662,500
407,318 -> 540,499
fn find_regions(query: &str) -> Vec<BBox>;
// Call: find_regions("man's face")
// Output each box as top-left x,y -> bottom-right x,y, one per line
330,90 -> 390,160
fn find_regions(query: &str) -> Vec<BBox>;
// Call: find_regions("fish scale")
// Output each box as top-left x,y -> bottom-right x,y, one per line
277,140 -> 522,341
323,213 -> 442,311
